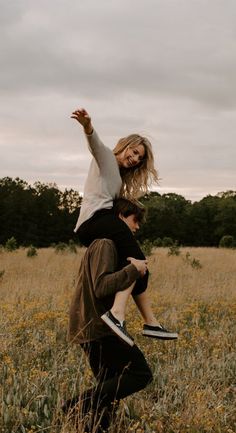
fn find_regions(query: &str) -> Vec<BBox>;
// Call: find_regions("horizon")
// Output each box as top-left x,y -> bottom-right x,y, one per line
2,175 -> 235,204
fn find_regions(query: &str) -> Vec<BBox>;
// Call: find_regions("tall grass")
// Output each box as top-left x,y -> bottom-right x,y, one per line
0,247 -> 235,432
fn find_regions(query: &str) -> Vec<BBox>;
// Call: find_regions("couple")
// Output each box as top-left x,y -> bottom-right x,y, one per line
64,109 -> 178,432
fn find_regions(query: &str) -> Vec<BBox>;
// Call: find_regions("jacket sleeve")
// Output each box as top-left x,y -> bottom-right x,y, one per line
89,240 -> 140,299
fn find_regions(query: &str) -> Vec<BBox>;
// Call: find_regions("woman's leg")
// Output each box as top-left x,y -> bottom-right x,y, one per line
133,291 -> 178,340
133,291 -> 160,325
110,283 -> 134,322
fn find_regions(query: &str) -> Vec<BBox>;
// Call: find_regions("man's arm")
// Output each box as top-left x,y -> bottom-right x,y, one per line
89,240 -> 141,299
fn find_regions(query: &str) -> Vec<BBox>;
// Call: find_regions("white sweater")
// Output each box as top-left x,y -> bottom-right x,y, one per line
74,129 -> 122,232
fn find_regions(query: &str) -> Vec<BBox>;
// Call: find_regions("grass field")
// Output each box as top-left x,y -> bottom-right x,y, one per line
0,247 -> 236,433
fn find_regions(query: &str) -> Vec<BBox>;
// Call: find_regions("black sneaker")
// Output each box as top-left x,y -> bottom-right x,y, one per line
101,311 -> 134,346
142,324 -> 178,340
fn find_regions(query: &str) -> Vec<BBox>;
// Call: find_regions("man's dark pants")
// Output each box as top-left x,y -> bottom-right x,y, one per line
66,335 -> 153,432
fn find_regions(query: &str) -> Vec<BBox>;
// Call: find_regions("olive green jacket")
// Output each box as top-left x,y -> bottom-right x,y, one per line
68,239 -> 139,343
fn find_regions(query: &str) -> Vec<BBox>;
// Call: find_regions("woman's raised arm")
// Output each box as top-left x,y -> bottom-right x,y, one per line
71,108 -> 93,135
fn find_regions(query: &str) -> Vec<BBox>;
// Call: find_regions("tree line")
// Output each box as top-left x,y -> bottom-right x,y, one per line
0,177 -> 235,248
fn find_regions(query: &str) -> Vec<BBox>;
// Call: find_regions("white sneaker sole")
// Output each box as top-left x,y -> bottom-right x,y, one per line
142,330 -> 178,340
101,314 -> 134,346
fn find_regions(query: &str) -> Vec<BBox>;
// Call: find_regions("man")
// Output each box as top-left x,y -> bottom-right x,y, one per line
66,199 -> 153,432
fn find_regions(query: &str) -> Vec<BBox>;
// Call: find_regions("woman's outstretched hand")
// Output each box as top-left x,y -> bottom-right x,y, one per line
71,108 -> 93,134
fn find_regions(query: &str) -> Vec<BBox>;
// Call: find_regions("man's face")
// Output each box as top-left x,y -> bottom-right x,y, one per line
119,213 -> 140,233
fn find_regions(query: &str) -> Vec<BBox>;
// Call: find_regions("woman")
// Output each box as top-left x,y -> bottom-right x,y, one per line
71,108 -> 178,345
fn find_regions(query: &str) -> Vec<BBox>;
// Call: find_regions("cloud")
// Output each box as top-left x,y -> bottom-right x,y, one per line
1,0 -> 236,106
0,0 -> 236,201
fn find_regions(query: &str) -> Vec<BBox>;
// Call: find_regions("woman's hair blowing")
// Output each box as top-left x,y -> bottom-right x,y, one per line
113,134 -> 159,199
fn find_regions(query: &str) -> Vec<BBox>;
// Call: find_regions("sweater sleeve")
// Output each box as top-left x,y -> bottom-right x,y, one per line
89,240 -> 140,299
85,129 -> 114,171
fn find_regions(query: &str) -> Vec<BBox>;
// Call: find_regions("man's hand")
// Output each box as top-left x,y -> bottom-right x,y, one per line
71,108 -> 93,134
127,257 -> 148,276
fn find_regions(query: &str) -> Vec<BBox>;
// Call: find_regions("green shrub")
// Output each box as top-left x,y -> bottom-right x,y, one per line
55,242 -> 68,253
0,270 -> 5,279
68,239 -> 77,254
140,239 -> 153,257
27,246 -> 38,257
54,241 -> 78,254
167,241 -> 181,256
162,237 -> 174,247
5,237 -> 17,252
153,238 -> 162,247
219,235 -> 235,248
191,258 -> 202,269
184,252 -> 202,269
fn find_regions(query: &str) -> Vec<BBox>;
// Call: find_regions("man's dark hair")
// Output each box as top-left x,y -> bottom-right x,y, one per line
113,197 -> 146,224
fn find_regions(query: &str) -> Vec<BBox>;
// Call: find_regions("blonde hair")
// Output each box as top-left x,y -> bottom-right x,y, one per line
113,134 -> 159,199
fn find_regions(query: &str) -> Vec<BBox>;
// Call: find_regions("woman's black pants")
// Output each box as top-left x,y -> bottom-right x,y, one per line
77,209 -> 149,296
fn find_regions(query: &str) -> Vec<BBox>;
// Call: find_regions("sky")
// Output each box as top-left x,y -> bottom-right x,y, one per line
1,0 -> 236,202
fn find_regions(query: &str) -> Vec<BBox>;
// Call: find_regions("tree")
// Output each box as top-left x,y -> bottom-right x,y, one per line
1,177 -> 235,247
219,235 -> 235,248
0,177 -> 82,247
0,177 -> 35,245
214,196 -> 236,240
139,192 -> 191,244
187,195 -> 220,246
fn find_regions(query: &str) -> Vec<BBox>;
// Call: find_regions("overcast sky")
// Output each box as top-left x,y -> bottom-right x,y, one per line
1,0 -> 236,202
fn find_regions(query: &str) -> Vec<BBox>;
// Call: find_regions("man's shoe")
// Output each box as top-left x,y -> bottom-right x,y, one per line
142,324 -> 178,340
101,310 -> 134,346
